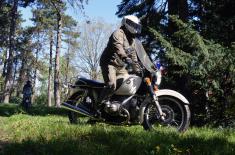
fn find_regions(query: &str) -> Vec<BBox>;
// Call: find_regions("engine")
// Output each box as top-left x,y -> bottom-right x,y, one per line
104,101 -> 121,115
103,97 -> 139,123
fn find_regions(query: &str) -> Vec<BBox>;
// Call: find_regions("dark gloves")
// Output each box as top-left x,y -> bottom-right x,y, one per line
132,63 -> 142,75
125,47 -> 134,55
123,57 -> 133,72
124,57 -> 132,65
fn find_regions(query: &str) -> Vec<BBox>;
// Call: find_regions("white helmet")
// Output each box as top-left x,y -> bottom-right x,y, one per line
122,15 -> 142,34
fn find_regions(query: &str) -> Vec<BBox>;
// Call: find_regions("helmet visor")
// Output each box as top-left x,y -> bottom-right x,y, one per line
126,18 -> 142,34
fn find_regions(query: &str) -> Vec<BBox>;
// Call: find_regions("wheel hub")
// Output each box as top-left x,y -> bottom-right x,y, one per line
160,105 -> 174,125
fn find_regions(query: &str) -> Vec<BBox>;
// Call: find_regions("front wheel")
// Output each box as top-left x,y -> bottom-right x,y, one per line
143,96 -> 191,132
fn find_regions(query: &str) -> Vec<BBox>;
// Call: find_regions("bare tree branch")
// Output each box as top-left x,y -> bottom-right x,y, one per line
75,19 -> 114,80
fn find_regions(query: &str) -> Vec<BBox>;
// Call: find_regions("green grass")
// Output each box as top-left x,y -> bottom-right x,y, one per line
0,104 -> 235,155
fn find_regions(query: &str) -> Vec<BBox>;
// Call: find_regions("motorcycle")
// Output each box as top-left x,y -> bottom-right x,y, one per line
61,39 -> 191,132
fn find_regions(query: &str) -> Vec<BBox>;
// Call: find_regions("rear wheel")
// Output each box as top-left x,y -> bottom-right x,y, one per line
67,90 -> 87,124
143,96 -> 191,132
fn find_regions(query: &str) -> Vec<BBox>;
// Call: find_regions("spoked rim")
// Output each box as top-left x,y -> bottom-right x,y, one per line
145,96 -> 185,131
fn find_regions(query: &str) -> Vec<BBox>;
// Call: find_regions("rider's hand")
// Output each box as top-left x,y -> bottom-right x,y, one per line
124,57 -> 132,65
135,69 -> 142,75
123,57 -> 133,72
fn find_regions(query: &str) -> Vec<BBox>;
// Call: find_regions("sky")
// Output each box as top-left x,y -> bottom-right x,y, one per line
20,0 -> 123,27
77,0 -> 122,23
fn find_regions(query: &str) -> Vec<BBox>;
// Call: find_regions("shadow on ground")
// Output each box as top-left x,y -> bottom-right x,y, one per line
0,140 -> 9,155
2,127 -> 235,155
0,104 -> 67,117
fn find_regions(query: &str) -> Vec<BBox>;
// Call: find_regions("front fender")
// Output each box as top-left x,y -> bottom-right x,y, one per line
155,89 -> 189,104
139,89 -> 189,124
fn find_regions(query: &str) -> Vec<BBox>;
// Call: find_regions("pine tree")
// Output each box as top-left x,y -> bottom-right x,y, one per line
149,16 -> 235,125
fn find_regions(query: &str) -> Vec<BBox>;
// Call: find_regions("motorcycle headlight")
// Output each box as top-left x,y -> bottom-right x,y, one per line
153,70 -> 162,86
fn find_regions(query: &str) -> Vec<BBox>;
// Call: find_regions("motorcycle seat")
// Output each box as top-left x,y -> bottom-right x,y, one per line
76,78 -> 106,88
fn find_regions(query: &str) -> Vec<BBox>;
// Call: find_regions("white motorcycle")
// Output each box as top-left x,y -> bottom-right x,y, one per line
62,39 -> 191,132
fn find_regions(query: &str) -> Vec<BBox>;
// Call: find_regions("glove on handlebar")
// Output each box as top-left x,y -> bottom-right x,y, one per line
123,57 -> 133,72
124,57 -> 132,65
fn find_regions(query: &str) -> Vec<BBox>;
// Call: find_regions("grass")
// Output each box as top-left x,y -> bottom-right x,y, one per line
0,104 -> 235,155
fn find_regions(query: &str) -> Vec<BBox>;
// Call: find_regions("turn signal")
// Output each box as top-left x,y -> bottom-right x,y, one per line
145,78 -> 151,86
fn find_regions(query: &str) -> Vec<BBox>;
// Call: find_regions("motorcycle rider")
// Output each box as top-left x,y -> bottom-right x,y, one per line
22,80 -> 32,110
98,15 -> 142,105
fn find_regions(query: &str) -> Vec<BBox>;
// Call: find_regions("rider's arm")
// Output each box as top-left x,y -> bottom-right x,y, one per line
112,30 -> 128,59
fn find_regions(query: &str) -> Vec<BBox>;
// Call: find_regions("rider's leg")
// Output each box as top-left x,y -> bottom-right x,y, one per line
98,65 -> 117,104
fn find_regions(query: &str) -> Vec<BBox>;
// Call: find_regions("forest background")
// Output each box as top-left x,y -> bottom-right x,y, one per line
0,0 -> 234,127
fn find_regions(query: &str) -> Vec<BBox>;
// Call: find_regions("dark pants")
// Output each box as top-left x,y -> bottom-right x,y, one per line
22,94 -> 31,111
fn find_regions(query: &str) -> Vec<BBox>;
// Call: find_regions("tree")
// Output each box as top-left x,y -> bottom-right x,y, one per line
189,0 -> 235,46
30,0 -> 81,106
0,0 -> 87,104
1,0 -> 34,103
62,15 -> 79,83
116,0 -> 235,126
16,27 -> 36,97
31,2 -> 58,106
168,0 -> 189,34
51,1 -> 65,107
75,19 -> 113,80
47,0 -> 88,108
149,16 -> 235,125
3,0 -> 19,103
0,2 -> 11,78
48,32 -> 53,107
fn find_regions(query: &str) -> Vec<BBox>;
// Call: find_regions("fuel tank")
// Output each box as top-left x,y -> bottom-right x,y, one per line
115,74 -> 142,95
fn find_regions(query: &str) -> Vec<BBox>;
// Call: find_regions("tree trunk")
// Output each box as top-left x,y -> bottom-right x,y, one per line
32,29 -> 40,102
16,52 -> 27,97
65,38 -> 70,83
48,32 -> 53,107
168,0 -> 177,34
16,64 -> 26,97
178,0 -> 189,22
13,56 -> 18,88
168,0 -> 188,34
54,12 -> 62,107
2,49 -> 8,77
3,0 -> 18,103
0,1 -> 4,11
168,0 -> 190,105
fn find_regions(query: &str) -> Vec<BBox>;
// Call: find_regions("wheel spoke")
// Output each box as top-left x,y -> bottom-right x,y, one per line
170,119 -> 180,126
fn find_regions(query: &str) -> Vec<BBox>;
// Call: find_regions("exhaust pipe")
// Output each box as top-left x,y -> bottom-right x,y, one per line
61,102 -> 95,118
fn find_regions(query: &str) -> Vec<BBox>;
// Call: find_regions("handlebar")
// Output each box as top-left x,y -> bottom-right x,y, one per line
124,62 -> 145,77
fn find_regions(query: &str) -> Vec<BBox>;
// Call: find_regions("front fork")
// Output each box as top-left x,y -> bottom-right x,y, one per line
145,78 -> 165,121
